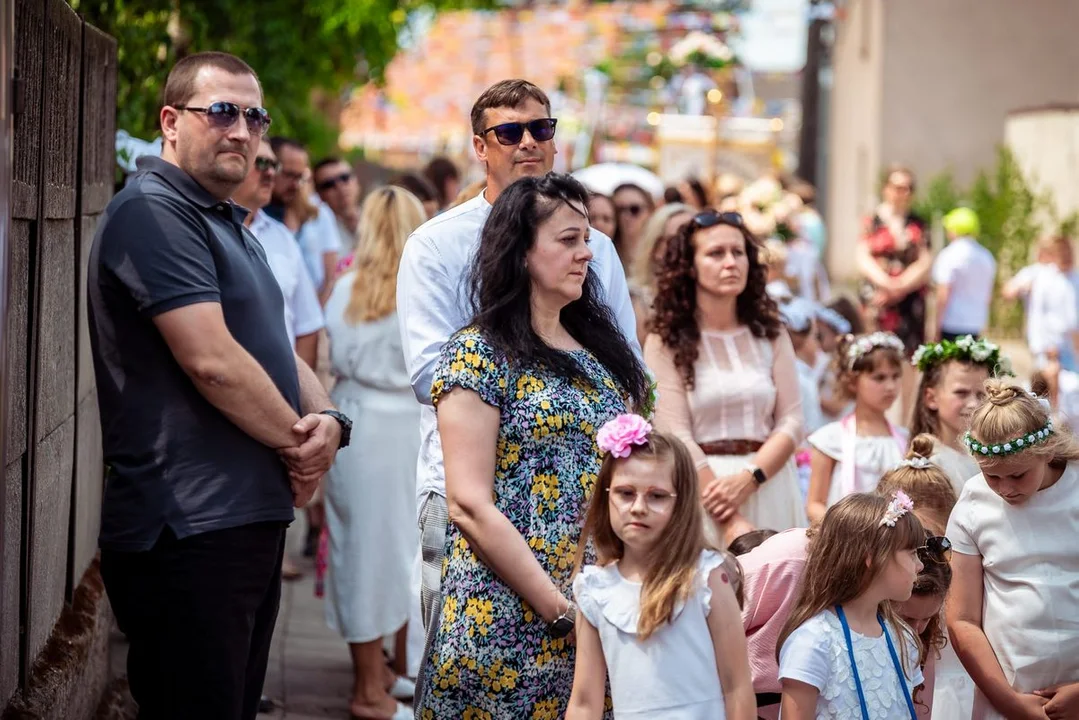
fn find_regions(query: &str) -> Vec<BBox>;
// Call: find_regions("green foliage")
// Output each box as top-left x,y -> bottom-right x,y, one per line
911,169 -> 962,227
70,0 -> 494,158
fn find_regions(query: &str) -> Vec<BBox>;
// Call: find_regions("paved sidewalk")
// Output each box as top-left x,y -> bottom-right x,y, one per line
263,557 -> 383,719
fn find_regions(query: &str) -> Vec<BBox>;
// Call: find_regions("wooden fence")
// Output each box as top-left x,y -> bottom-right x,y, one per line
1,0 -> 116,708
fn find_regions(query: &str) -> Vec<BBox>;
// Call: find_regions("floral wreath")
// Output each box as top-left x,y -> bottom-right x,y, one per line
964,418 -> 1054,458
912,336 -> 1013,375
880,490 -> 914,528
845,332 -> 906,370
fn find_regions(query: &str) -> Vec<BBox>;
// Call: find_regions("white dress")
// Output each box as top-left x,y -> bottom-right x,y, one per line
323,273 -> 420,643
808,419 -> 909,506
779,610 -> 924,719
573,550 -> 728,719
946,461 -> 1079,720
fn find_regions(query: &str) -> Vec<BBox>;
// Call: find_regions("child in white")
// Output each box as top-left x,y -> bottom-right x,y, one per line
931,208 -> 996,339
566,414 -> 755,720
779,299 -> 825,499
946,381 -> 1079,720
807,332 -> 909,523
778,491 -> 925,719
814,304 -> 853,425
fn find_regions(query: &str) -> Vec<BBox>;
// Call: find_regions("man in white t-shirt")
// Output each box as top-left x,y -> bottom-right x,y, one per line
931,207 -> 996,341
396,79 -> 638,699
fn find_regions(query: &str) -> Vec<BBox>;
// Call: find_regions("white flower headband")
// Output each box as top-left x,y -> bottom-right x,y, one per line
846,332 -> 906,370
898,456 -> 933,470
880,490 -> 914,528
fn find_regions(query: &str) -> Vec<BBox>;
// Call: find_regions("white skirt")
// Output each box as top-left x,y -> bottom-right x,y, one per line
932,640 -> 975,720
704,454 -> 807,541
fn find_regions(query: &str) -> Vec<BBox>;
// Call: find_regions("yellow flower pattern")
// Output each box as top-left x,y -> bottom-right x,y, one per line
419,327 -> 623,718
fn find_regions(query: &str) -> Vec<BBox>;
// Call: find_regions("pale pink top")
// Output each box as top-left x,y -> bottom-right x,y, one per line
645,327 -> 804,470
739,528 -> 810,700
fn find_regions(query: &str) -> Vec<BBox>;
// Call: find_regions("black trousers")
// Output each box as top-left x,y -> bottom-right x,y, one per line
101,521 -> 286,720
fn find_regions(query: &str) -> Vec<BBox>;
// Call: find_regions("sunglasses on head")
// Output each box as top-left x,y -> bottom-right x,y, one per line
917,535 -> 952,564
689,210 -> 746,231
481,118 -> 557,146
315,172 -> 353,192
173,101 -> 272,136
253,157 -> 280,173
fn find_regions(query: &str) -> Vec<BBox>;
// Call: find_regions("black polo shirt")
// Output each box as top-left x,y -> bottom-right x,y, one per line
88,156 -> 299,551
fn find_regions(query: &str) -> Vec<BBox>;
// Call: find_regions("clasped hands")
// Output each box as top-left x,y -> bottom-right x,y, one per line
279,413 -> 342,508
701,470 -> 757,524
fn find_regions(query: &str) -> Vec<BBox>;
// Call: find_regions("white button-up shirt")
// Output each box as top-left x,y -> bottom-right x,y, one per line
250,210 -> 325,346
396,191 -> 639,513
297,199 -> 342,290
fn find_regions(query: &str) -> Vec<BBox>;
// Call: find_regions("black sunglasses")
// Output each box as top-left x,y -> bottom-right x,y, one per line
173,101 -> 272,136
917,535 -> 952,564
690,210 -> 746,231
616,203 -> 645,217
315,172 -> 354,192
253,157 -> 280,173
481,118 -> 557,146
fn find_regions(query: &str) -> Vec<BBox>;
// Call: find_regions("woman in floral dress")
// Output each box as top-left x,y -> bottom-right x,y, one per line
415,174 -> 647,719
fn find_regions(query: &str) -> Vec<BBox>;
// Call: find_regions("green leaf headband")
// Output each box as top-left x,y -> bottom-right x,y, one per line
964,419 -> 1054,457
912,335 -> 1013,376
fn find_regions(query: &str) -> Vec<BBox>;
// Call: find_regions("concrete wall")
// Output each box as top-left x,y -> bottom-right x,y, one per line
2,0 -> 115,715
825,0 -> 1079,281
825,0 -> 884,281
1006,107 -> 1079,224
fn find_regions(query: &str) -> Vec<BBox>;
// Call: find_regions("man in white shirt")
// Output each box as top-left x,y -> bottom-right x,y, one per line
232,137 -> 326,589
396,79 -> 638,696
268,137 -> 343,304
931,207 -> 996,341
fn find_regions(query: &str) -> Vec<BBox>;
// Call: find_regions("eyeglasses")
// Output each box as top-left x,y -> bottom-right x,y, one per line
689,210 -> 746,231
481,118 -> 558,146
315,172 -> 354,192
616,203 -> 645,218
607,486 -> 677,513
889,183 -> 913,193
253,157 -> 280,173
917,535 -> 952,564
173,101 -> 272,136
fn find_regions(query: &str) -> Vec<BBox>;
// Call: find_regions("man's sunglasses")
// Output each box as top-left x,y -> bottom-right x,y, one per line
253,157 -> 280,173
917,535 -> 952,564
173,101 -> 272,136
481,118 -> 557,146
316,172 -> 354,192
690,210 -> 746,231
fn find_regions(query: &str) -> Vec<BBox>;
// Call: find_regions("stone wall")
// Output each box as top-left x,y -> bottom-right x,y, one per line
1,0 -> 116,714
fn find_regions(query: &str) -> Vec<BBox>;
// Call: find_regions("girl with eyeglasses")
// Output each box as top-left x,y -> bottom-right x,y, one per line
946,381 -> 1079,720
646,210 -> 806,546
566,415 -> 756,720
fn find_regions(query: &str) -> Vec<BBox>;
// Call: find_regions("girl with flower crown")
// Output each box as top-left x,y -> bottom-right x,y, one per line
777,491 -> 926,719
805,332 -> 909,523
946,380 -> 1079,720
566,414 -> 755,720
909,335 -> 1011,496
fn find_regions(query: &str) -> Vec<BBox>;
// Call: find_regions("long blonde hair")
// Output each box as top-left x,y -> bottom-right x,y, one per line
344,186 -> 426,324
573,431 -> 716,640
968,378 -> 1079,468
631,202 -> 692,291
777,493 -> 924,675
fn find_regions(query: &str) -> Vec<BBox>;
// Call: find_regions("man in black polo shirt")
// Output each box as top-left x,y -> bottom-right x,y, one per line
87,51 -> 351,719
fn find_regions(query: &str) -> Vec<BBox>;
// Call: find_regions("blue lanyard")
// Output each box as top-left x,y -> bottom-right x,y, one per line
835,605 -> 918,720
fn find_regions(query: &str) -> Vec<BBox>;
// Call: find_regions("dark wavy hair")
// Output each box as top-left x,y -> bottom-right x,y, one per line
651,213 -> 782,388
467,174 -> 648,407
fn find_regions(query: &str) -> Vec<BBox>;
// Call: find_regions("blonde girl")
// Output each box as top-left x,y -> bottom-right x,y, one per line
806,332 -> 909,522
628,202 -> 693,344
946,380 -> 1079,720
778,492 -> 926,719
566,414 -> 755,720
910,336 -> 1011,493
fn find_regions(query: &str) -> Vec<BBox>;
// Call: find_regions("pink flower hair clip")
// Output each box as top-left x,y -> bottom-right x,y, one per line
596,413 -> 652,458
879,490 -> 914,528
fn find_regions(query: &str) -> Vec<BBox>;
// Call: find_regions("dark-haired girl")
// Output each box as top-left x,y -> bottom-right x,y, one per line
415,173 -> 647,719
646,211 -> 806,544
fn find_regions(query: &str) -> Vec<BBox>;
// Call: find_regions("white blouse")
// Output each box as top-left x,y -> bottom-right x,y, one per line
573,550 -> 730,719
808,420 -> 909,505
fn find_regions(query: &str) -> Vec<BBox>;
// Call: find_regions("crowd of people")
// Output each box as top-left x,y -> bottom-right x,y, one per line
85,50 -> 1079,720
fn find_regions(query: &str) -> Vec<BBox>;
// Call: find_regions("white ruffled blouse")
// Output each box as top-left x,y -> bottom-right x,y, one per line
572,550 -> 728,719
808,421 -> 909,507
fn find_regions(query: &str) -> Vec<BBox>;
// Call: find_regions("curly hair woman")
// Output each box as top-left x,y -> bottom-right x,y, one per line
645,210 -> 806,546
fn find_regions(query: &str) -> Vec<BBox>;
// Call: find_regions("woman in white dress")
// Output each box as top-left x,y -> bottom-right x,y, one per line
647,210 -> 806,546
323,186 -> 425,720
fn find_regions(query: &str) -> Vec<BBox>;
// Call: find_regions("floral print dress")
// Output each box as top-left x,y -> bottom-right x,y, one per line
417,327 -> 626,720
859,211 -> 929,356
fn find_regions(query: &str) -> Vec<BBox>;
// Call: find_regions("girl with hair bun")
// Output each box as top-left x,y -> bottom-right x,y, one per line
947,380 -> 1079,720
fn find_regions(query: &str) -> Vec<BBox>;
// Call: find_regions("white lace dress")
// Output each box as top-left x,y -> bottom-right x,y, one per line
807,420 -> 909,507
572,550 -> 729,719
779,610 -> 923,719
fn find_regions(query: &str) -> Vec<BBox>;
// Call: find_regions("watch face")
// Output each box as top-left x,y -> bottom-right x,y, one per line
550,617 -> 573,639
